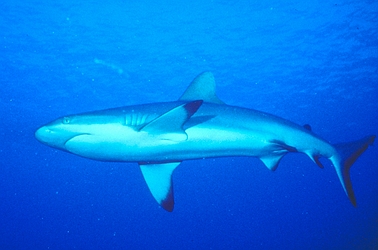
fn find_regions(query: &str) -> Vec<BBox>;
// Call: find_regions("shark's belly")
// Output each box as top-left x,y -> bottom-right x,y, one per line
64,124 -> 272,162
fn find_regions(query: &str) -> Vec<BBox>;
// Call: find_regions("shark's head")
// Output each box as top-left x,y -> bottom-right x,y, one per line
34,110 -> 159,161
35,100 -> 203,162
35,115 -> 90,151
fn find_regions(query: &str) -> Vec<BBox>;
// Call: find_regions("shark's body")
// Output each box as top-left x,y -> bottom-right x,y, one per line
35,72 -> 375,211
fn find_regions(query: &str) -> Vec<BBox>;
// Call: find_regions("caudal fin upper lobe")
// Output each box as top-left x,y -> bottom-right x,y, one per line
331,135 -> 375,206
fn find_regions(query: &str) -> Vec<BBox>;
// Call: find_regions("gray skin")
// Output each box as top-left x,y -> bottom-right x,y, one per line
36,101 -> 333,163
35,72 -> 375,211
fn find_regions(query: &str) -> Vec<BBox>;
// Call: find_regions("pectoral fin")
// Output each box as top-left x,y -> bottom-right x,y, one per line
140,100 -> 203,141
139,162 -> 181,212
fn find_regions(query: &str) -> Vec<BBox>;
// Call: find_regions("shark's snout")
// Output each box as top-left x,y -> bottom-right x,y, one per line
35,126 -> 52,144
35,125 -> 73,150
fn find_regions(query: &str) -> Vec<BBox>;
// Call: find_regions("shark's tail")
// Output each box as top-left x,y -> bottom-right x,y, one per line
330,135 -> 375,206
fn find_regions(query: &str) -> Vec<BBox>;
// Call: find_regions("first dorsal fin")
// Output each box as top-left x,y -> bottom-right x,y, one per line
179,72 -> 224,104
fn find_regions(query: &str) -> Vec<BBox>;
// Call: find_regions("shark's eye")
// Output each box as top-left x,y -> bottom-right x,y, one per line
63,117 -> 71,124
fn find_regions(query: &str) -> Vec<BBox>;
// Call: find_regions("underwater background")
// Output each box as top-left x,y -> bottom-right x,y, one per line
1,0 -> 377,249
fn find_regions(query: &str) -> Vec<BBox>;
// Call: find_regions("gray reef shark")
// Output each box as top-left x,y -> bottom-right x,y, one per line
35,72 -> 375,211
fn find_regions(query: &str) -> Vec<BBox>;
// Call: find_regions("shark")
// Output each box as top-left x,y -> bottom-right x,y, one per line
35,72 -> 375,211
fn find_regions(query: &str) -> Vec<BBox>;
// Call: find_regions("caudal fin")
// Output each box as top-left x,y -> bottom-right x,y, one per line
330,135 -> 375,206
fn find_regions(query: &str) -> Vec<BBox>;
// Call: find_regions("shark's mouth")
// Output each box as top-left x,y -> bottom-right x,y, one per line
64,133 -> 92,146
63,134 -> 95,158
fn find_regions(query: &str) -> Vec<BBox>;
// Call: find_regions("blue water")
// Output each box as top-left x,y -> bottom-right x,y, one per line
1,0 -> 377,249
